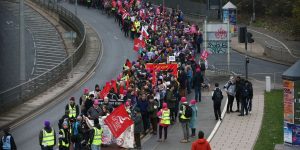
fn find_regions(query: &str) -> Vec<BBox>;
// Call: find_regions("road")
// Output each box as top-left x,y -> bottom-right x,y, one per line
11,2 -> 289,150
0,1 -> 34,92
11,2 -> 136,150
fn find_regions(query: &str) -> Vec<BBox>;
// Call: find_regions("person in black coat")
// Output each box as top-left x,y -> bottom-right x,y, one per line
133,108 -> 143,150
0,127 -> 17,150
193,68 -> 204,102
212,83 -> 223,121
65,97 -> 80,122
235,76 -> 243,112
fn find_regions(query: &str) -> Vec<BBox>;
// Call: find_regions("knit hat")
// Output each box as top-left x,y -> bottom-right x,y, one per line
125,101 -> 130,106
163,102 -> 167,108
190,99 -> 197,105
180,97 -> 187,103
44,120 -> 50,127
70,97 -> 75,101
83,88 -> 89,94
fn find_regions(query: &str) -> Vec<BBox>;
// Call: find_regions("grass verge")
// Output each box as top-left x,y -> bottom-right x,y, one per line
254,90 -> 283,150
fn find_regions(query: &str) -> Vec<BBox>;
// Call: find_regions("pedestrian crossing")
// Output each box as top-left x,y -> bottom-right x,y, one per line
1,1 -> 67,78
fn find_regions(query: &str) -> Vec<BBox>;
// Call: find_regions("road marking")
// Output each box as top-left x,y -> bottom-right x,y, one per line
113,35 -> 119,40
248,29 -> 299,58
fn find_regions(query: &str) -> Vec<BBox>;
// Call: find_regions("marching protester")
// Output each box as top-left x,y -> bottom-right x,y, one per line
148,95 -> 159,135
157,102 -> 170,142
133,108 -> 143,150
58,110 -> 69,130
88,119 -> 103,150
58,121 -> 70,150
179,97 -> 192,143
87,100 -> 103,120
65,97 -> 80,121
39,120 -> 56,150
212,83 -> 223,120
71,116 -> 83,150
0,127 -> 17,150
79,88 -> 90,115
224,76 -> 236,113
191,131 -> 211,150
189,100 -> 198,138
193,68 -> 204,102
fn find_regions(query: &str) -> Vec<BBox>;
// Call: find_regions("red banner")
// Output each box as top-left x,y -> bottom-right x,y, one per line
99,82 -> 111,99
145,63 -> 178,85
104,104 -> 134,138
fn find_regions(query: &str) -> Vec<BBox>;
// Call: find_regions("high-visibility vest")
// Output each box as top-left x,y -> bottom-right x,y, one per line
160,109 -> 170,125
42,128 -> 55,147
68,104 -> 76,118
2,135 -> 11,150
92,127 -> 103,145
180,105 -> 189,120
58,129 -> 69,147
134,21 -> 140,31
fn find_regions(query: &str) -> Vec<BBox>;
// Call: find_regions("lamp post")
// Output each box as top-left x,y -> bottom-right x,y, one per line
20,0 -> 25,83
252,0 -> 255,21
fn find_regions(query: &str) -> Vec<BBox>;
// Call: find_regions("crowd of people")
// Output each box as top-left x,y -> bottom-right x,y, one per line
1,0 -> 255,150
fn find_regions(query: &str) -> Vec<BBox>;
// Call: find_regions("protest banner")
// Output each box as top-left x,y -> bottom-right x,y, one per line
104,104 -> 134,138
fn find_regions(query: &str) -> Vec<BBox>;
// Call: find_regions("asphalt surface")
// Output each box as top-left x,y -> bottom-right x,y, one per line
0,1 -> 34,92
11,2 -> 136,150
11,2 -> 289,150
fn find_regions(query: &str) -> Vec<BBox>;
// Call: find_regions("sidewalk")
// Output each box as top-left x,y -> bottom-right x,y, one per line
0,2 -> 102,129
210,79 -> 265,150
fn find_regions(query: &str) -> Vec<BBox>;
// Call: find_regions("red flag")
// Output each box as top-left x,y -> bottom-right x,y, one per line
126,79 -> 130,90
119,85 -> 124,95
200,50 -> 210,60
99,82 -> 111,99
133,38 -> 146,51
141,26 -> 149,39
104,104 -> 134,138
111,80 -> 118,93
125,59 -> 132,68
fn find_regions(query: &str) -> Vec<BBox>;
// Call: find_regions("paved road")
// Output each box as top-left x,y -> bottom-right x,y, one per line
11,2 -> 136,150
0,1 -> 34,92
10,2 -> 289,150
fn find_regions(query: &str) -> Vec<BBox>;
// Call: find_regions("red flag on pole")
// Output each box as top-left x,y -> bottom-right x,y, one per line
104,104 -> 134,138
133,38 -> 146,51
200,50 -> 210,60
141,26 -> 149,39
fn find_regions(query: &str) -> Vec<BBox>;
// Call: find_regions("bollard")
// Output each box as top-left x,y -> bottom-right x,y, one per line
266,76 -> 271,92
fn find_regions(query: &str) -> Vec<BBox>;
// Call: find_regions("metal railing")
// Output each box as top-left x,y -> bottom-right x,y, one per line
265,41 -> 300,58
0,0 -> 86,112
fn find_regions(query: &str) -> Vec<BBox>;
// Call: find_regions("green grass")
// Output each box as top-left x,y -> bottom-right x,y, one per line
254,90 -> 283,150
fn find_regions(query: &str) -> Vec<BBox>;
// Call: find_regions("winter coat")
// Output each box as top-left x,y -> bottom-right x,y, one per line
191,139 -> 211,150
189,105 -> 198,129
133,113 -> 144,133
193,72 -> 204,88
165,89 -> 176,108
39,127 -> 56,147
147,101 -> 159,118
179,103 -> 190,123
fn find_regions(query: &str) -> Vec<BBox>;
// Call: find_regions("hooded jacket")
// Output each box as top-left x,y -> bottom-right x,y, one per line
191,138 -> 211,150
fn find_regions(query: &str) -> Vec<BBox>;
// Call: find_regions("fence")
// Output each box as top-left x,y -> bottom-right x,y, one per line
0,0 -> 86,113
264,41 -> 300,65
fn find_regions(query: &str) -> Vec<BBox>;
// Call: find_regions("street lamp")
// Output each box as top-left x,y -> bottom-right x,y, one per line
252,0 -> 255,21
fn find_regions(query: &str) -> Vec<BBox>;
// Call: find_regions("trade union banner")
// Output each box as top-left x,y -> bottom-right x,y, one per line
145,63 -> 178,85
104,104 -> 134,138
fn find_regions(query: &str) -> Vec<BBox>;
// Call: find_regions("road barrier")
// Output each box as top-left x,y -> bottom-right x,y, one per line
0,0 -> 86,113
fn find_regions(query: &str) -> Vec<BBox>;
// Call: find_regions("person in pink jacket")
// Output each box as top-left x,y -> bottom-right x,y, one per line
157,103 -> 171,142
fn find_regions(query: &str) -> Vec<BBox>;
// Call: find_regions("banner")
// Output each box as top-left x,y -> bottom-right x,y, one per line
115,124 -> 134,148
283,80 -> 294,123
145,63 -> 178,85
104,104 -> 134,138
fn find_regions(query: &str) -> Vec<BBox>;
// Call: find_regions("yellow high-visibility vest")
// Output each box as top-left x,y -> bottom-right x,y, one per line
68,104 -> 76,118
42,128 -> 55,147
92,127 -> 103,145
180,105 -> 189,120
58,129 -> 69,147
160,109 -> 170,125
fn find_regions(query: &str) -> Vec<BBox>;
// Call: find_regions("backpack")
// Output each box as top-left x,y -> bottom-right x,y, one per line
214,88 -> 223,102
184,105 -> 193,118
